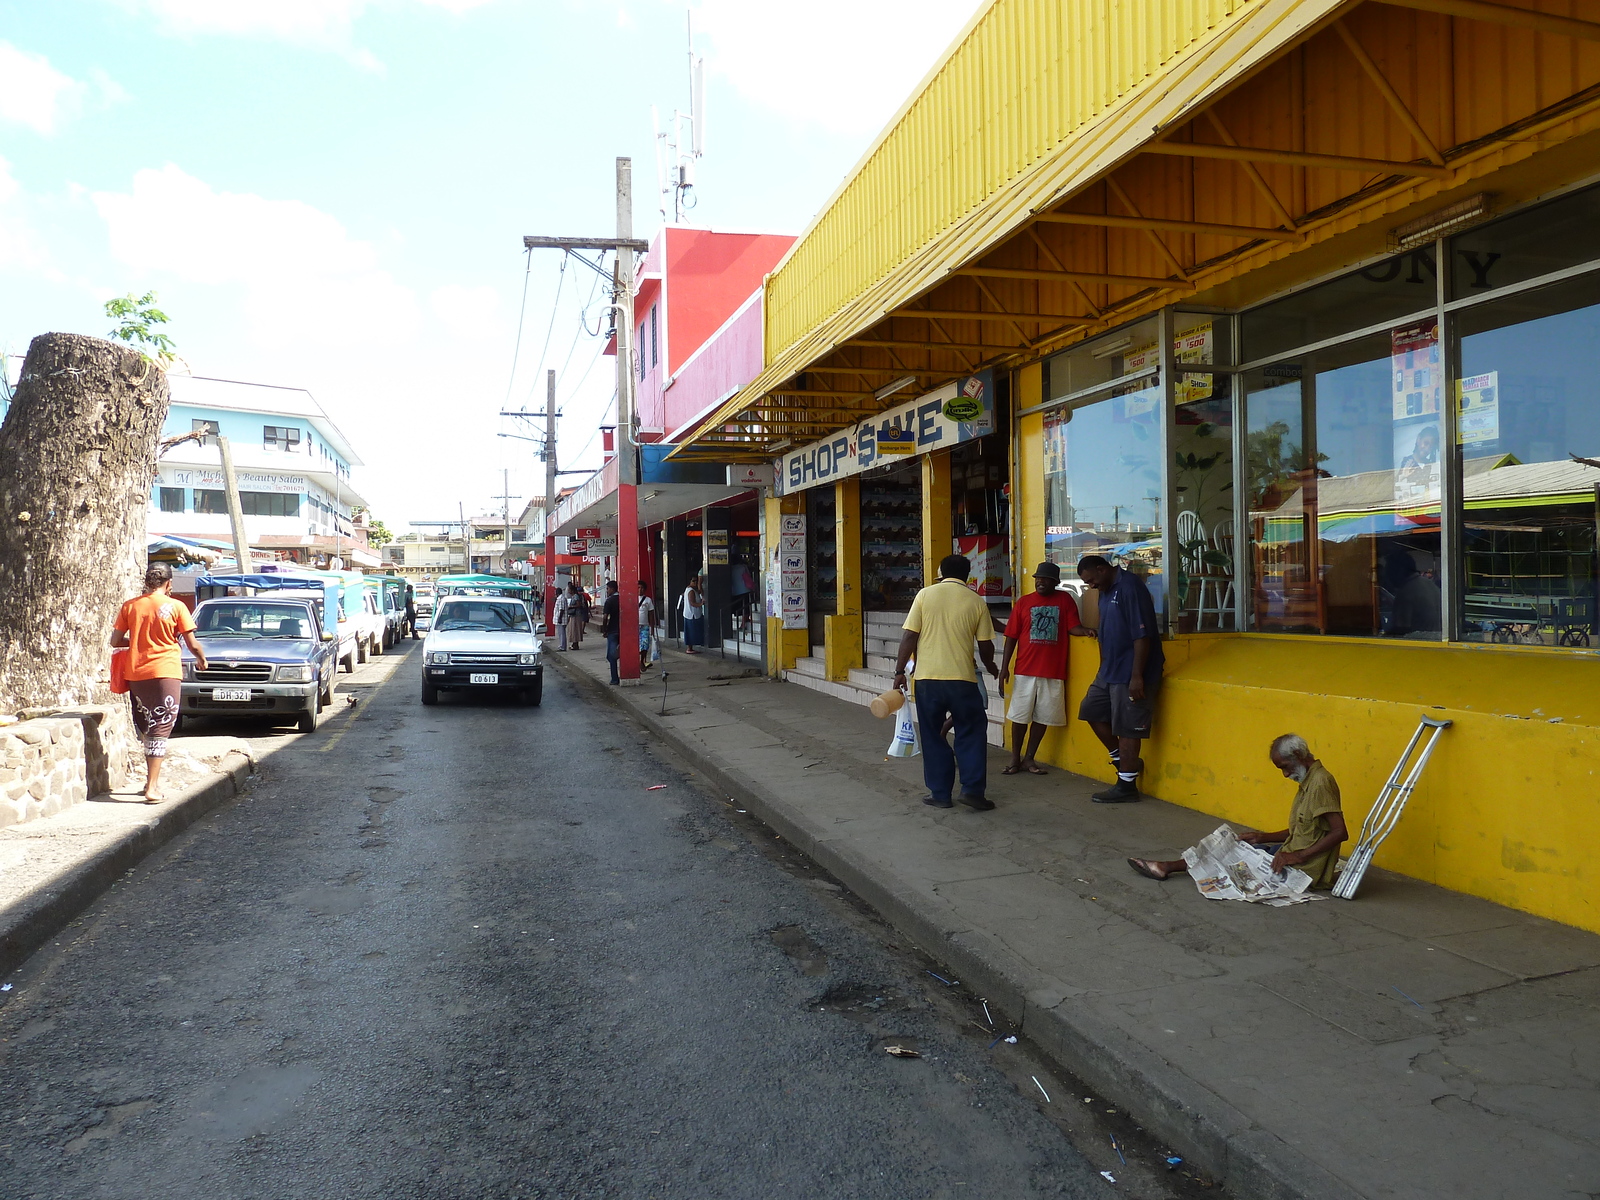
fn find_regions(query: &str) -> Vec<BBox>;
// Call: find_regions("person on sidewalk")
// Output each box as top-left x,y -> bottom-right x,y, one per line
894,554 -> 1000,811
111,562 -> 208,803
553,585 -> 571,651
679,574 -> 705,654
1128,734 -> 1349,888
569,582 -> 589,650
999,561 -> 1097,776
638,581 -> 657,671
601,580 -> 621,685
1075,554 -> 1164,803
403,585 -> 418,639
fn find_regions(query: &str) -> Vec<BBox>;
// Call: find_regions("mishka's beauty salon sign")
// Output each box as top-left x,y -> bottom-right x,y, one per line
774,372 -> 994,496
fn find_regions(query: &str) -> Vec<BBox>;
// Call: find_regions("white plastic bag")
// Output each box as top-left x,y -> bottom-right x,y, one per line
887,704 -> 921,758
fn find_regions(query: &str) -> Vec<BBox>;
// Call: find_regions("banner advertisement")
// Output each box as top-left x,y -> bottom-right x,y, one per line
163,468 -> 308,495
779,515 -> 807,629
1391,322 -> 1442,508
775,372 -> 994,495
1458,372 -> 1500,444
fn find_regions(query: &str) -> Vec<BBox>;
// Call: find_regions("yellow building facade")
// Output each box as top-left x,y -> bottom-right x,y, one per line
674,0 -> 1600,934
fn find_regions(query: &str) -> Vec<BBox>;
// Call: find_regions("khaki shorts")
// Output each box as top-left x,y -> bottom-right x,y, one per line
1077,679 -> 1157,739
1006,674 -> 1067,726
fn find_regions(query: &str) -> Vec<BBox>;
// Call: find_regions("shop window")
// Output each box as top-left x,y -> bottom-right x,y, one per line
1043,388 -> 1165,621
861,461 -> 921,611
650,304 -> 659,368
1044,317 -> 1158,400
158,486 -> 185,513
1454,273 -> 1600,649
1170,317 -> 1235,632
1450,184 -> 1600,301
1242,252 -> 1437,365
807,487 -> 837,645
193,489 -> 227,515
1243,326 -> 1442,639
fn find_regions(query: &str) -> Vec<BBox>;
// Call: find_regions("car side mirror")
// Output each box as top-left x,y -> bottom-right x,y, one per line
322,631 -> 335,642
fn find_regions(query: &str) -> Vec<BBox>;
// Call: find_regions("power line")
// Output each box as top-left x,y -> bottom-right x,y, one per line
501,248 -> 533,409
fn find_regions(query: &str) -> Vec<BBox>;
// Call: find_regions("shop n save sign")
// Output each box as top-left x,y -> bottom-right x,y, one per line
774,372 -> 994,496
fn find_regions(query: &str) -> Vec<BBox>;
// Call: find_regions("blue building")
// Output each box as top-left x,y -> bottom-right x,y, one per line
149,375 -> 374,568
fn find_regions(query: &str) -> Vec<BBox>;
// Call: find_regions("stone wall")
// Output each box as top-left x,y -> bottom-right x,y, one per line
0,705 -> 133,829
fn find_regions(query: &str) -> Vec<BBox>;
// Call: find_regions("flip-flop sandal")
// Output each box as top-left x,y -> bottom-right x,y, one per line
1025,765 -> 1048,775
1001,765 -> 1023,775
1127,858 -> 1170,881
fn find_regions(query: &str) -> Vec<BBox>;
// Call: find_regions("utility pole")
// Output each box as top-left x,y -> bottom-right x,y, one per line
214,434 -> 252,573
489,470 -> 521,577
519,157 -> 650,682
459,500 -> 468,573
544,369 -> 558,636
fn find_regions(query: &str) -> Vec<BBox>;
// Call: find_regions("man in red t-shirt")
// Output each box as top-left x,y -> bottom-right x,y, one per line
999,561 -> 1096,776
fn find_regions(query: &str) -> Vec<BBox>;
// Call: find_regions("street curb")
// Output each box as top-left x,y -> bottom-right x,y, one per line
549,651 -> 1364,1200
0,752 -> 254,979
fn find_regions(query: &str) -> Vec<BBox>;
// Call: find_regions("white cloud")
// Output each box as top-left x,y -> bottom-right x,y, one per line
688,0 -> 982,136
123,0 -> 498,44
0,158 -> 50,271
430,284 -> 500,340
91,164 -> 418,347
0,42 -> 85,134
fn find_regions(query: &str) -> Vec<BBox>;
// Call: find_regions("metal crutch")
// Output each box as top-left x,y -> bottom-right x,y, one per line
1333,715 -> 1452,899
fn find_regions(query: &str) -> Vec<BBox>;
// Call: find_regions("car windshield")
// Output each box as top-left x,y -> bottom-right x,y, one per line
433,601 -> 531,632
196,602 -> 314,639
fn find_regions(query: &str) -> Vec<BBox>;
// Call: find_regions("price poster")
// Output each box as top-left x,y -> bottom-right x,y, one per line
1458,372 -> 1500,444
1391,322 -> 1441,419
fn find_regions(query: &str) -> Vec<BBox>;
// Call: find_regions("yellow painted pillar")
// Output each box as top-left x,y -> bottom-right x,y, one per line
825,476 -> 862,680
921,449 -> 953,586
765,491 -> 809,675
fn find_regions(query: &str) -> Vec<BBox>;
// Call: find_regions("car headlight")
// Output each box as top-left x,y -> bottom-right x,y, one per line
275,664 -> 313,683
181,662 -> 196,681
430,651 -> 450,665
518,652 -> 539,665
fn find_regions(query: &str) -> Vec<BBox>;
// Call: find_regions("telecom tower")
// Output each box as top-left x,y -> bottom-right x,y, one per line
653,14 -> 705,224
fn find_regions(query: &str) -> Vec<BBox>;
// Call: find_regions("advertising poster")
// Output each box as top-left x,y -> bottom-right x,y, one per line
1393,419 -> 1442,510
1391,322 -> 1441,419
707,547 -> 729,565
1458,372 -> 1500,444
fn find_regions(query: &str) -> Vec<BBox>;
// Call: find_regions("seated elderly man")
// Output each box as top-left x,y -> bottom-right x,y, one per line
1127,734 -> 1348,889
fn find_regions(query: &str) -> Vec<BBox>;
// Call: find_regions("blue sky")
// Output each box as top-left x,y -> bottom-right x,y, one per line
0,0 -> 980,527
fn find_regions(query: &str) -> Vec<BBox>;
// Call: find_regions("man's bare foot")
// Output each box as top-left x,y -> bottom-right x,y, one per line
1127,858 -> 1175,881
1023,760 -> 1048,775
143,793 -> 163,805
1002,760 -> 1023,775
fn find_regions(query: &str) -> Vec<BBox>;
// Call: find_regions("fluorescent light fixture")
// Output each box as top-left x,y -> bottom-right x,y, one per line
873,375 -> 918,401
1090,337 -> 1133,359
1390,193 -> 1493,250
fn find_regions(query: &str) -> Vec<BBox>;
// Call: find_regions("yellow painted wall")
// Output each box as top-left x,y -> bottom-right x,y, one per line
826,477 -> 863,680
1031,631 -> 1600,934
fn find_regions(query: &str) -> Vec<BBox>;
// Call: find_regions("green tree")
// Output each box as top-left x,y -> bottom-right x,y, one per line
367,517 -> 393,546
104,291 -> 177,365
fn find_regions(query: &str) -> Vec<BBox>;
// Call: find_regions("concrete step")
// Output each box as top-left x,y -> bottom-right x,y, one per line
789,656 -> 827,679
866,653 -> 898,672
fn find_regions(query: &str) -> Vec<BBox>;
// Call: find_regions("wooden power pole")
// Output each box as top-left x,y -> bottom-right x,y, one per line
214,434 -> 252,572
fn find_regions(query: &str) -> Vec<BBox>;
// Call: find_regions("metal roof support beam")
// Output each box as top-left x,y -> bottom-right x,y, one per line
1105,176 -> 1191,280
1032,209 -> 1304,243
956,266 -> 1194,291
1376,0 -> 1600,40
1143,139 -> 1453,179
842,338 -> 1021,352
890,308 -> 1091,323
792,365 -> 925,375
1202,110 -> 1300,232
1333,20 -> 1447,165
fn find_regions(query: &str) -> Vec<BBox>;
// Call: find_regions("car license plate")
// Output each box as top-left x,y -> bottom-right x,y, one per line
213,688 -> 252,702
469,673 -> 499,685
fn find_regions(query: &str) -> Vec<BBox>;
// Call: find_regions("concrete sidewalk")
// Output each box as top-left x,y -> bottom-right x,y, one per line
549,639 -> 1600,1200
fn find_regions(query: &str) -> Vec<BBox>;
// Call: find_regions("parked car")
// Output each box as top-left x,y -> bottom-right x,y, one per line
366,575 -> 407,648
421,595 -> 543,706
180,593 -> 338,733
354,588 -> 386,662
413,583 -> 435,627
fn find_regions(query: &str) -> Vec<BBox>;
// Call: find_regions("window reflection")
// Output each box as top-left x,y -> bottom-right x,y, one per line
1455,276 -> 1600,648
1044,389 -> 1165,624
1245,329 -> 1442,638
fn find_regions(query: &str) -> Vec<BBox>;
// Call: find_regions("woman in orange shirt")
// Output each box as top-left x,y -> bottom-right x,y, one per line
111,563 -> 208,802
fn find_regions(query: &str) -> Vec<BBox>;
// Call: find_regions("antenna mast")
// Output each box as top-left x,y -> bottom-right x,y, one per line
655,10 -> 705,224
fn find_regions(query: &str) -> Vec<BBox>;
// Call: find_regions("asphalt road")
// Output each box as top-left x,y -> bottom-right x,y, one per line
0,643 -> 1199,1199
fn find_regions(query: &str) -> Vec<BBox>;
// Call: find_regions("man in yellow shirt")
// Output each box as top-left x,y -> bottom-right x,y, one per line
894,554 -> 1000,811
1127,733 -> 1348,888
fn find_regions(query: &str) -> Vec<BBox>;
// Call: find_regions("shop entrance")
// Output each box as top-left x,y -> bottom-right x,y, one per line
861,459 -> 922,612
950,433 -> 1013,622
807,487 -> 837,647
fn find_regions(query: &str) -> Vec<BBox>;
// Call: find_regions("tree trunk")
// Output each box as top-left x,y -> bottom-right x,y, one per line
0,333 -> 171,713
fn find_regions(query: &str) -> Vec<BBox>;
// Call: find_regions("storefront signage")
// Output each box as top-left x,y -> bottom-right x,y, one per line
726,464 -> 774,488
576,526 -> 602,538
566,539 -> 587,554
706,529 -> 729,547
774,372 -> 994,495
587,535 -> 618,555
163,469 -> 307,495
707,547 -> 730,565
775,514 -> 807,629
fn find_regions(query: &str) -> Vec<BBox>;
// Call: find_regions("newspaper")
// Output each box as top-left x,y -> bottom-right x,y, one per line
1182,824 -> 1317,906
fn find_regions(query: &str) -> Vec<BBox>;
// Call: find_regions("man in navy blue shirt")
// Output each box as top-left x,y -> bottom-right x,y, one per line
1076,554 -> 1165,802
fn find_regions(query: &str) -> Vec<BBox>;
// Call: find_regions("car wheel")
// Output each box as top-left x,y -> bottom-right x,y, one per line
421,683 -> 439,706
524,674 -> 543,707
320,677 -> 334,707
370,633 -> 383,657
342,650 -> 355,673
296,704 -> 318,734
357,636 -> 369,664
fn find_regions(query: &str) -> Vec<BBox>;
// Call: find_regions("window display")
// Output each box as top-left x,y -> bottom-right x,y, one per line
860,462 -> 922,611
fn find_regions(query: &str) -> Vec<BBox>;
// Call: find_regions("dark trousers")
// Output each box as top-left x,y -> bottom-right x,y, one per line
914,678 -> 988,800
606,633 -> 620,683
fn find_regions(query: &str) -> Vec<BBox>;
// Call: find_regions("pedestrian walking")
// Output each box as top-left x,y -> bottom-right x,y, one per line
111,562 -> 208,803
404,585 -> 418,639
601,580 -> 621,685
554,585 -> 571,651
999,561 -> 1097,776
893,554 -> 999,811
1075,554 -> 1165,802
638,581 -> 657,671
679,574 -> 705,654
730,554 -> 754,635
